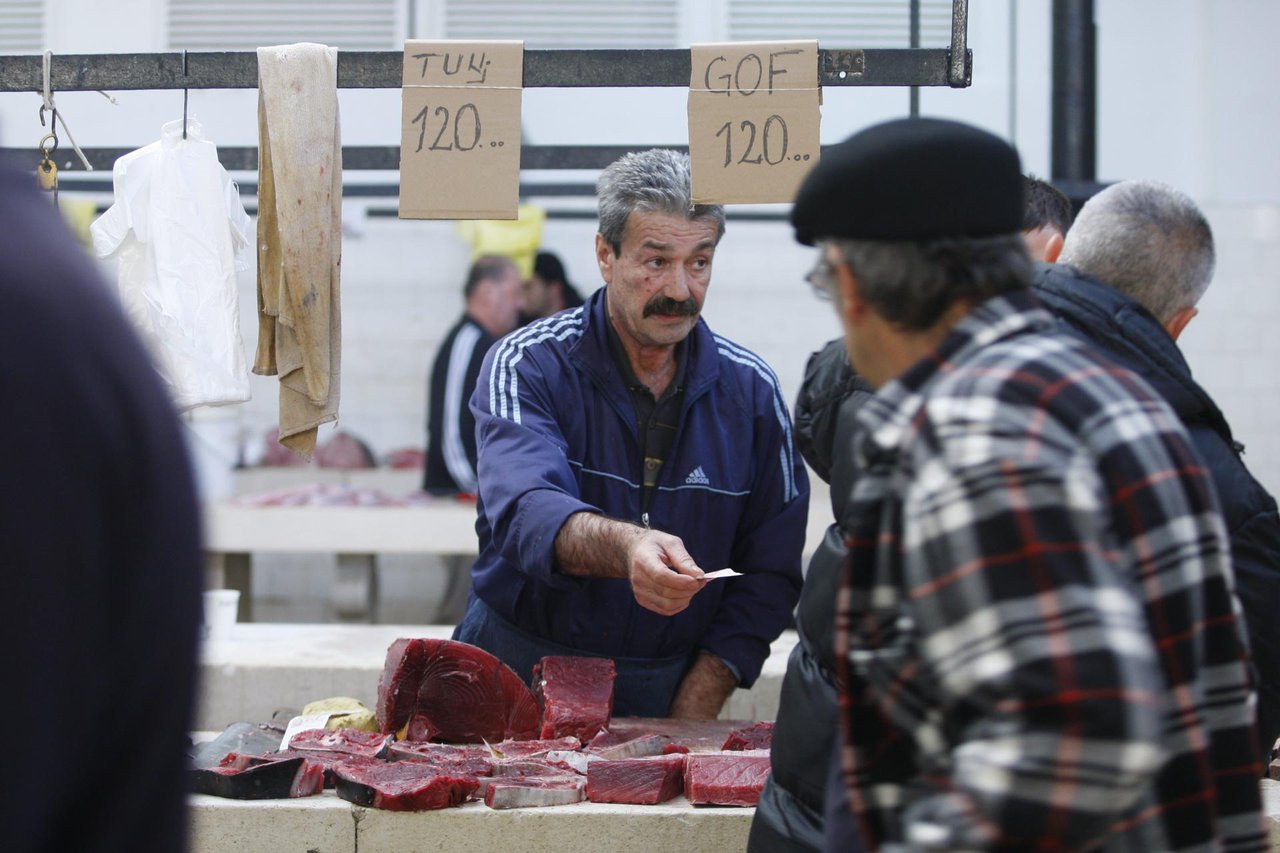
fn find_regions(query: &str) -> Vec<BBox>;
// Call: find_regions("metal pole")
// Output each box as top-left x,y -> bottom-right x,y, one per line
909,0 -> 920,116
947,0 -> 970,87
1008,0 -> 1017,140
1051,0 -> 1096,182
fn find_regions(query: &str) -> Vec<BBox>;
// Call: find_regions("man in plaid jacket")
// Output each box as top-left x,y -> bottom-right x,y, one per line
790,117 -> 1266,851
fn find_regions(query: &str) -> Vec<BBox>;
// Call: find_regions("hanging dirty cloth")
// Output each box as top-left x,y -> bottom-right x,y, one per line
90,118 -> 253,411
254,43 -> 343,460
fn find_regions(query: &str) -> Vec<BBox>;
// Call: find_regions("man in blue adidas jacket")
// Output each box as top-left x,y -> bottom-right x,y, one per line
453,149 -> 809,718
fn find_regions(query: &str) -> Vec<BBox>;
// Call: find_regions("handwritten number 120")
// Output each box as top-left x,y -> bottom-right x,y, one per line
715,115 -> 789,167
412,103 -> 482,152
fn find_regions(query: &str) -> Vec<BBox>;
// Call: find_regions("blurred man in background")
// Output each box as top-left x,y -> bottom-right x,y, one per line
424,254 -> 524,495
520,250 -> 585,323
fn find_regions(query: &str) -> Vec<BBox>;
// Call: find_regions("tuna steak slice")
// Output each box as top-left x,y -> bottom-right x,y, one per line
586,730 -> 667,759
478,762 -> 577,798
492,736 -> 580,759
332,762 -> 480,811
721,721 -> 774,751
191,756 -> 325,799
235,750 -> 384,788
384,741 -> 495,776
191,722 -> 284,770
533,656 -> 616,741
683,751 -> 771,806
288,727 -> 393,758
484,777 -> 586,810
587,754 -> 686,805
376,638 -> 539,743
376,638 -> 427,735
604,717 -> 757,753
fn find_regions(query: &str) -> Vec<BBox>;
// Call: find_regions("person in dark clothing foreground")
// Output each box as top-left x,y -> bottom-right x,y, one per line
792,118 -> 1263,851
0,162 -> 204,852
749,172 -> 1083,853
1035,179 -> 1280,765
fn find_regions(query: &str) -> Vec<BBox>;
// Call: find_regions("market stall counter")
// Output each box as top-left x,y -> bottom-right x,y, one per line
203,498 -> 479,622
189,792 -> 752,853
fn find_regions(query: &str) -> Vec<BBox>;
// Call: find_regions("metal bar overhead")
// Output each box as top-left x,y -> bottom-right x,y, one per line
0,46 -> 968,94
0,0 -> 971,176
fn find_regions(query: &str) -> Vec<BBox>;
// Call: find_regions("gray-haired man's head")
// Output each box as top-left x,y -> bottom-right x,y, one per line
596,149 -> 725,254
1059,180 -> 1215,325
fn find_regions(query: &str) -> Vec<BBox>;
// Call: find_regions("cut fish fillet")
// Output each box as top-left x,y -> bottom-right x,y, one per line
332,761 -> 479,811
376,638 -> 539,743
533,656 -> 616,741
484,777 -> 586,810
683,751 -> 771,806
587,754 -> 686,805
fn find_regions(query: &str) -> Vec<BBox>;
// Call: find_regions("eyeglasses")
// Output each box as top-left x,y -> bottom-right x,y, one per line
805,257 -> 838,301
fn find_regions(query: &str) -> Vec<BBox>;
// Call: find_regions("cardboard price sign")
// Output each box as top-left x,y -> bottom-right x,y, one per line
399,40 -> 523,220
688,41 -> 820,205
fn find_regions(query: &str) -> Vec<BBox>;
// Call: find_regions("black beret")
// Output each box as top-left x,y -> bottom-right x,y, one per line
791,117 -> 1023,245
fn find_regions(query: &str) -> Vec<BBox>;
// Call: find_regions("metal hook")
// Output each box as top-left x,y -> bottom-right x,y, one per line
182,49 -> 189,140
38,132 -> 57,158
38,106 -> 59,151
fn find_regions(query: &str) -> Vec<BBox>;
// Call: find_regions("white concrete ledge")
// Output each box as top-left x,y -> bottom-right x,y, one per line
197,623 -> 797,731
188,791 -> 750,853
189,781 -> 1280,852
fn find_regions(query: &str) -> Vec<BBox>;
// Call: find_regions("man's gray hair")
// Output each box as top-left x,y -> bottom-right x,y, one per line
596,149 -> 725,253
1059,180 -> 1215,324
830,235 -> 1032,331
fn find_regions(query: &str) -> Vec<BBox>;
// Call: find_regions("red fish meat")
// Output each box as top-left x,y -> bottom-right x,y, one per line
484,777 -> 586,809
533,656 -> 616,740
191,755 -> 324,800
683,751 -> 771,806
376,638 -> 539,743
721,721 -> 774,751
586,754 -> 686,805
332,761 -> 480,811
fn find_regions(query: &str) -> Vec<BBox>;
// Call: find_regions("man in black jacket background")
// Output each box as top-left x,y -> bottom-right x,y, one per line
748,338 -> 873,852
1034,179 -> 1280,763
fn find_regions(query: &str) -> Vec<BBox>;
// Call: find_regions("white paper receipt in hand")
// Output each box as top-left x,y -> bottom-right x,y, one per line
702,568 -> 743,580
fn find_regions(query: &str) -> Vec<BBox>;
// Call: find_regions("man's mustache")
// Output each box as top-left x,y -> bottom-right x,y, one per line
643,296 -> 700,318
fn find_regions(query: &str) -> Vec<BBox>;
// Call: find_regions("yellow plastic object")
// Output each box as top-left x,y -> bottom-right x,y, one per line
455,204 -> 546,278
302,697 -> 380,732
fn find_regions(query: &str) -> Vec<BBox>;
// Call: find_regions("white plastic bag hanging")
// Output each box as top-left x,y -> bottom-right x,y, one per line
91,118 -> 252,411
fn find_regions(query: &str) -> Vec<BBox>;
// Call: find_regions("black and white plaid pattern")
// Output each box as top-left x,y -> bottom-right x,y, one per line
837,291 -> 1266,851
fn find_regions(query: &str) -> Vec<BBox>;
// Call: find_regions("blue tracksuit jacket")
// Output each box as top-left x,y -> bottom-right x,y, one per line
467,288 -> 809,686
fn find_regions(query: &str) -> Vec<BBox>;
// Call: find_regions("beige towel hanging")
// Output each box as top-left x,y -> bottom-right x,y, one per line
254,43 -> 342,460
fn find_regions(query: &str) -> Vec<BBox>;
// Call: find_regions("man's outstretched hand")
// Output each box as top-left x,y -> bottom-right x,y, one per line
555,511 -> 707,615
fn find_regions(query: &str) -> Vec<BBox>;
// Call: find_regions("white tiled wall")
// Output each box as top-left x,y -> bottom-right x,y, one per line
1180,203 -> 1280,497
192,197 -> 1280,506
188,210 -> 841,500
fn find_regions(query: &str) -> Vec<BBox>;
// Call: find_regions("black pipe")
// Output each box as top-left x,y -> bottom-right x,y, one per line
1051,0 -> 1096,183
909,0 -> 920,116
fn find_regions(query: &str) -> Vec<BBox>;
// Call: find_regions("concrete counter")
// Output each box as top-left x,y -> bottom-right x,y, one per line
189,791 -> 751,853
190,781 -> 1280,853
197,623 -> 797,731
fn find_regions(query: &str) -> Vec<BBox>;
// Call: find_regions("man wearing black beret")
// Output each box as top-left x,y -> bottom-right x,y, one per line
794,117 -> 1265,851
